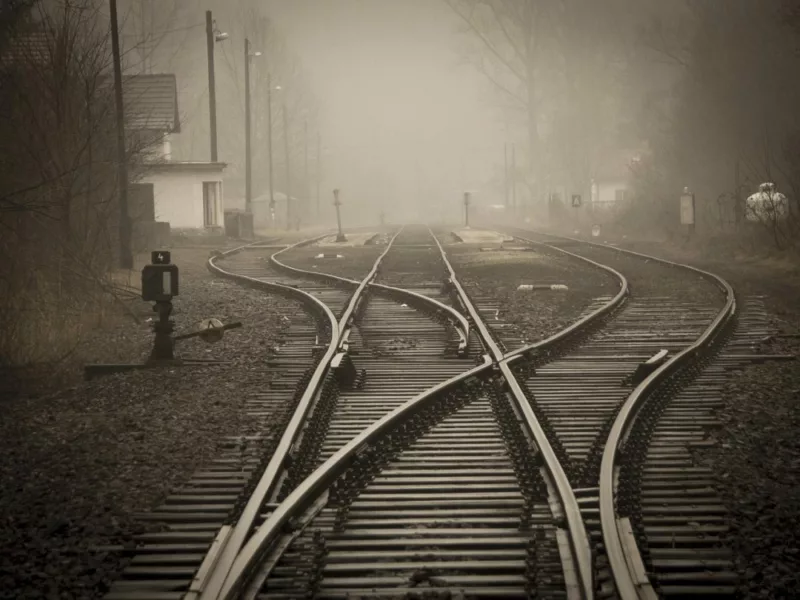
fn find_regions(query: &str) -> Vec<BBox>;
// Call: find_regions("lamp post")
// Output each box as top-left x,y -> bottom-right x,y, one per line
281,94 -> 293,230
316,132 -> 321,219
205,11 -> 227,162
334,188 -> 346,242
304,119 -> 309,225
243,38 -> 262,214
267,73 -> 275,225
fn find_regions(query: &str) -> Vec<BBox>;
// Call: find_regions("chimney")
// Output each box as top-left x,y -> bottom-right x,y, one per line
163,133 -> 172,161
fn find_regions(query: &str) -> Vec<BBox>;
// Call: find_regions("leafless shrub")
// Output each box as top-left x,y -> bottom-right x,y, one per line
0,0 -> 159,373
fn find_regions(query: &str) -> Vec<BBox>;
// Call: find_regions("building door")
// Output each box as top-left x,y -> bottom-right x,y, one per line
129,183 -> 155,223
203,181 -> 221,227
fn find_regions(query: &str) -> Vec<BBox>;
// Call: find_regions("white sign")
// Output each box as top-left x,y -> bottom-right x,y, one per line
680,194 -> 695,225
591,224 -> 601,237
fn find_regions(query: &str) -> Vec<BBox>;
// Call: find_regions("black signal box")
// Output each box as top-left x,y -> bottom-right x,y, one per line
142,264 -> 179,301
151,251 -> 171,265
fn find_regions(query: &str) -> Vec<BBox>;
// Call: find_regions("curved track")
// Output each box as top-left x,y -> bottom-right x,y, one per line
104,225 -> 765,600
494,229 -> 761,599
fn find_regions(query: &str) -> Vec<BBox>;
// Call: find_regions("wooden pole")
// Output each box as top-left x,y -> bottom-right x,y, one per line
244,38 -> 252,214
205,11 -> 218,162
109,0 -> 132,269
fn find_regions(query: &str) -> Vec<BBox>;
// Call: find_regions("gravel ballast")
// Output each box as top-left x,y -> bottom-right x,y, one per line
0,248 -> 300,598
278,239 -> 390,281
443,240 -> 618,347
537,225 -> 800,597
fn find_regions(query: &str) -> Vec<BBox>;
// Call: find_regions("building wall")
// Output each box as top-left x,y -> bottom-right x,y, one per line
592,179 -> 628,204
139,170 -> 224,229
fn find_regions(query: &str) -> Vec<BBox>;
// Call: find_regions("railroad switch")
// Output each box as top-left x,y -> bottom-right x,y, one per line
84,251 -> 242,380
627,349 -> 669,386
331,351 -> 359,388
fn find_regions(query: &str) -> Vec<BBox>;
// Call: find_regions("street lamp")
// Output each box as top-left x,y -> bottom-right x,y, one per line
205,11 -> 227,162
277,87 -> 293,230
316,132 -> 322,219
244,38 -> 261,215
266,75 -> 278,227
304,118 -> 309,225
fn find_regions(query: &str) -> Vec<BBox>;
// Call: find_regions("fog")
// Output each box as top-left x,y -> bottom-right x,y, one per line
259,0 -> 504,224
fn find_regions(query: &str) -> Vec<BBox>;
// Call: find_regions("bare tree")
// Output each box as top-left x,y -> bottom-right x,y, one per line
0,0 -> 167,369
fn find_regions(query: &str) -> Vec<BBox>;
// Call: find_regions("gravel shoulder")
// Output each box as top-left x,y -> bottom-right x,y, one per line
0,248 -> 298,598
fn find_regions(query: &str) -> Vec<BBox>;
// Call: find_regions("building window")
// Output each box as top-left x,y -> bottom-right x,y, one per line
203,181 -> 221,227
615,188 -> 627,203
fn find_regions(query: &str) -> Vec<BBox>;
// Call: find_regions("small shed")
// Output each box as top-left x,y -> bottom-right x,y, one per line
118,74 -> 228,232
136,162 -> 227,231
591,151 -> 640,206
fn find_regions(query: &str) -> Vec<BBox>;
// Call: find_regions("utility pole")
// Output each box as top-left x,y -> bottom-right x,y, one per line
205,11 -> 218,162
504,143 -> 509,210
267,73 -> 275,223
283,102 -> 292,230
244,38 -> 252,214
316,131 -> 321,219
464,191 -> 471,227
109,0 -> 132,269
304,119 -> 309,225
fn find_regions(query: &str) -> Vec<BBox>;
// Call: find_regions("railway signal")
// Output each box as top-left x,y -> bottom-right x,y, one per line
84,251 -> 240,379
333,188 -> 347,242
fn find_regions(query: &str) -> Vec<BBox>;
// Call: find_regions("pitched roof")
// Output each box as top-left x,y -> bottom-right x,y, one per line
119,73 -> 180,133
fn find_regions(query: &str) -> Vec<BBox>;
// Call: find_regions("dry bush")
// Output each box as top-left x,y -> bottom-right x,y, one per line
0,1 -> 157,376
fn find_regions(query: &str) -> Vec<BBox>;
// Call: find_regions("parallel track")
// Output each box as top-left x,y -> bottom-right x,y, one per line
104,224 -> 782,600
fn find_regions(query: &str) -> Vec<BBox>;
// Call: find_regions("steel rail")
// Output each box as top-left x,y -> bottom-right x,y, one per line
214,356 -> 495,600
190,237 -> 340,600
430,228 -> 595,600
515,228 -> 736,600
193,231 -> 400,599
267,234 -> 471,353
499,234 -> 629,361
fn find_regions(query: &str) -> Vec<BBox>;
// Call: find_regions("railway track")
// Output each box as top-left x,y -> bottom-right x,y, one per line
495,229 -> 788,599
105,228 -> 481,599
181,225 -> 594,599
103,224 -> 786,599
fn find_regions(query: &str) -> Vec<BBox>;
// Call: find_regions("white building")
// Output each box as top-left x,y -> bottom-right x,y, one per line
121,74 -> 227,232
590,151 -> 640,208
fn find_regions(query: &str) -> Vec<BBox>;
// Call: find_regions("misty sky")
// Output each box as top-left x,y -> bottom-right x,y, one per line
261,0 -> 506,221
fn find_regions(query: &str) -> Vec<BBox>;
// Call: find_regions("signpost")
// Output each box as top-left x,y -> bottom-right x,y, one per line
464,191 -> 471,227
680,187 -> 696,237
572,194 -> 582,208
